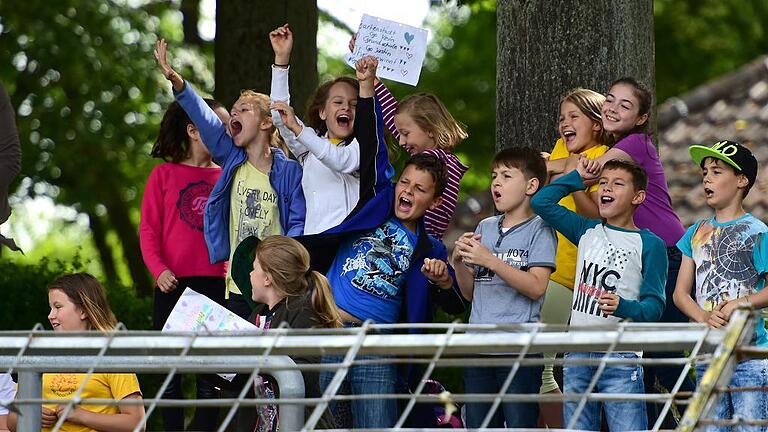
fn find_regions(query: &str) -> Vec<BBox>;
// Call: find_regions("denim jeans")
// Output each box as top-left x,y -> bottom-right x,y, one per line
319,354 -> 397,429
564,352 -> 647,431
696,359 -> 768,432
464,354 -> 543,428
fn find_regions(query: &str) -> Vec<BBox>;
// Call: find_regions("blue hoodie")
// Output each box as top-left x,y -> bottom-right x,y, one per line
175,83 -> 306,263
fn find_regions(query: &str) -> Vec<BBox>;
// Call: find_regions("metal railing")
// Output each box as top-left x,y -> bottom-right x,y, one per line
0,309 -> 762,431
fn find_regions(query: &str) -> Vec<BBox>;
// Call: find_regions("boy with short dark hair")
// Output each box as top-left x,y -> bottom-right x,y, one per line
452,147 -> 557,428
307,152 -> 466,429
531,157 -> 667,431
673,140 -> 768,430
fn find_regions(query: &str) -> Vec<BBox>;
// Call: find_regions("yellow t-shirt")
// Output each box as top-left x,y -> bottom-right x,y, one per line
42,373 -> 141,432
549,138 -> 609,289
227,162 -> 281,295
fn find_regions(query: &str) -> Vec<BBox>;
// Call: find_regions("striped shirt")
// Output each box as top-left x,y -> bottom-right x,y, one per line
374,82 -> 469,240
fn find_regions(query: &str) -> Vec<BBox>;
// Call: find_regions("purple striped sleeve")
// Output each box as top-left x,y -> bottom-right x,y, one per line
374,81 -> 400,141
423,148 -> 469,240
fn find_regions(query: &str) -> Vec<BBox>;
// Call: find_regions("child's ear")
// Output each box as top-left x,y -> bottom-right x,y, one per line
429,195 -> 444,210
737,173 -> 750,190
261,116 -> 274,130
319,108 -> 327,122
592,121 -> 601,132
187,123 -> 198,140
632,189 -> 646,206
526,177 -> 540,196
635,113 -> 649,128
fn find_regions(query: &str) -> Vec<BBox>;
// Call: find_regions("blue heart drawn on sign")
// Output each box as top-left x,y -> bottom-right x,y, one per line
404,32 -> 415,44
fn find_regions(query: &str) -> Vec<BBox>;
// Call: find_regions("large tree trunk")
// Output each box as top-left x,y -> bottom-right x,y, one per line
181,0 -> 203,45
496,1 -> 655,152
214,1 -> 318,114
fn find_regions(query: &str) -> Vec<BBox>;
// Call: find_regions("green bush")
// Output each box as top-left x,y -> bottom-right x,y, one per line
0,258 -> 152,331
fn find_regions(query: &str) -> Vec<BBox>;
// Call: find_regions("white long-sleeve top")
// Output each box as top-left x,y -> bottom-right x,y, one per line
270,66 -> 360,234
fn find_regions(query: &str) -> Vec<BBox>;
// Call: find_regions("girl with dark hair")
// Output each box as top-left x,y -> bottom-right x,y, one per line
139,99 -> 230,431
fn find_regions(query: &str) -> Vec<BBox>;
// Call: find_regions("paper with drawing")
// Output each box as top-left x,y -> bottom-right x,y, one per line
345,14 -> 428,86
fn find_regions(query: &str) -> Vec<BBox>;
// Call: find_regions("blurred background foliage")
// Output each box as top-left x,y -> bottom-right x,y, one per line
0,0 -> 768,330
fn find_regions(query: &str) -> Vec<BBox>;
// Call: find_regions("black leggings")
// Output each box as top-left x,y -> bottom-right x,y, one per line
154,276 -> 225,431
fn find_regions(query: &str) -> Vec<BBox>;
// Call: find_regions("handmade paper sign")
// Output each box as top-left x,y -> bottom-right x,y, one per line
162,287 -> 254,333
163,287 -> 256,381
345,14 -> 428,86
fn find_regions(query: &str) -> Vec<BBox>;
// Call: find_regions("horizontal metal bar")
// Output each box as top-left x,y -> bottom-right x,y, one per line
0,328 -> 725,357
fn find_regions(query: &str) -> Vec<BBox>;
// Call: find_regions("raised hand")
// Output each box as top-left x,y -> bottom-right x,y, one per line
348,32 -> 357,53
154,38 -> 184,91
269,24 -> 292,65
270,100 -> 302,136
355,55 -> 378,97
576,155 -> 601,181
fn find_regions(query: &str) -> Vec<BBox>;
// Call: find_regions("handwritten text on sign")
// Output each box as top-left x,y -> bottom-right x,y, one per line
345,14 -> 428,86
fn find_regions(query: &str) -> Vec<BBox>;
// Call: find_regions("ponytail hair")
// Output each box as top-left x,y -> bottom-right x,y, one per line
47,273 -> 117,332
152,99 -> 224,162
306,271 -> 342,328
255,236 -> 341,328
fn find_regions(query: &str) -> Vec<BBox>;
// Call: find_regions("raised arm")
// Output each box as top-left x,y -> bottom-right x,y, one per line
155,39 -> 235,165
531,169 -> 597,246
269,24 -> 308,159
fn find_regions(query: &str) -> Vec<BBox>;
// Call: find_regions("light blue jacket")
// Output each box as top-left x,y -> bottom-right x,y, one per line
175,83 -> 306,263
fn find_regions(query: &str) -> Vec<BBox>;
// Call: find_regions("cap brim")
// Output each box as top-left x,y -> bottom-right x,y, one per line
231,235 -> 261,311
689,145 -> 743,171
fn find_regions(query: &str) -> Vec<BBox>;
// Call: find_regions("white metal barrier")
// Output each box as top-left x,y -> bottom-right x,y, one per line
0,310 -> 761,431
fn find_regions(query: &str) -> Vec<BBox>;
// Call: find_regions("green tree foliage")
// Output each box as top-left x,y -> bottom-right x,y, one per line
654,0 -> 768,102
0,0 -> 212,294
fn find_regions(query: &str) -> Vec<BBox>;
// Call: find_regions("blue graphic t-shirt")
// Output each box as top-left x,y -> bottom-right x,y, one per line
327,217 -> 418,323
678,214 -> 768,346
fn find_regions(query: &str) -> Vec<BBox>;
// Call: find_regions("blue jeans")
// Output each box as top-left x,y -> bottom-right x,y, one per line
464,354 -> 543,428
696,359 -> 768,432
564,352 -> 647,431
319,354 -> 397,429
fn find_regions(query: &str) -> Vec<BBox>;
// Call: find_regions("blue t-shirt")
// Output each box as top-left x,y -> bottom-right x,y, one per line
327,217 -> 418,323
677,214 -> 768,346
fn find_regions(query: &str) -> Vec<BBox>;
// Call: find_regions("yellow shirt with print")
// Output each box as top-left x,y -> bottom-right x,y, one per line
227,161 -> 282,296
42,373 -> 141,432
549,138 -> 609,289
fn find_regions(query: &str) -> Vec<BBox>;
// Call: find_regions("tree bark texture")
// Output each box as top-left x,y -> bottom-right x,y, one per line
215,1 -> 318,114
181,0 -> 203,45
496,0 -> 655,152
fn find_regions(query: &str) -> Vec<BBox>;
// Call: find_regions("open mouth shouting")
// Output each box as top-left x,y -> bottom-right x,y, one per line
599,195 -> 615,208
704,187 -> 714,199
230,119 -> 243,138
397,195 -> 413,213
